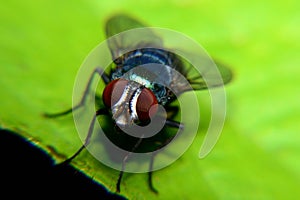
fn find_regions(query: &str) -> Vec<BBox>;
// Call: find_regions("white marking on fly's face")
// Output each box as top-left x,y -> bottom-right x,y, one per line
111,81 -> 140,126
130,87 -> 142,121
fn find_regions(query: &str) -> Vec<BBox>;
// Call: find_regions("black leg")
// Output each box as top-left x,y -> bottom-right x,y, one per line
165,105 -> 184,129
57,108 -> 108,166
116,136 -> 144,193
148,153 -> 158,194
155,105 -> 183,129
165,119 -> 184,130
44,67 -> 110,118
115,119 -> 182,193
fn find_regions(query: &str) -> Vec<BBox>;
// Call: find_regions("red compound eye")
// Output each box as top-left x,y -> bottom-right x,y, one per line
102,78 -> 128,108
136,88 -> 158,122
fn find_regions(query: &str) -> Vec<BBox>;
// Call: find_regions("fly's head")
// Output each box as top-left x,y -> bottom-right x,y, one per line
102,78 -> 159,129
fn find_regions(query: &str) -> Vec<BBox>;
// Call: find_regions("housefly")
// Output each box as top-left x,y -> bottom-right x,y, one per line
45,13 -> 232,194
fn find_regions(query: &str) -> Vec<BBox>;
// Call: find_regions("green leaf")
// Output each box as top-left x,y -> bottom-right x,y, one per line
1,0 -> 300,200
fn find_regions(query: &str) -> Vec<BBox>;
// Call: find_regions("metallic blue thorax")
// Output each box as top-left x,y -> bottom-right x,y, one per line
112,48 -> 174,105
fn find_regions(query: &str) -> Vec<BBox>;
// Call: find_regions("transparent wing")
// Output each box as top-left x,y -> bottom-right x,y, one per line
168,51 -> 233,94
167,52 -> 232,160
186,59 -> 232,90
105,14 -> 232,92
105,14 -> 163,61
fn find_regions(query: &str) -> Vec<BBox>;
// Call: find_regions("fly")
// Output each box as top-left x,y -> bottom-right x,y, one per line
45,13 -> 232,194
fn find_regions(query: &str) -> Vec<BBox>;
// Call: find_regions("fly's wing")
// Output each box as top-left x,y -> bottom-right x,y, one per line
168,51 -> 233,95
166,51 -> 232,160
105,14 -> 232,91
105,14 -> 163,61
186,58 -> 233,90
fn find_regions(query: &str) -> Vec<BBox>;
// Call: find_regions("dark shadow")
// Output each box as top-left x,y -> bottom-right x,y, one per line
0,129 -> 127,200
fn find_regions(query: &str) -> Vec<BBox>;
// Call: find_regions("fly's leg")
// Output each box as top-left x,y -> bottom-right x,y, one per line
115,112 -> 183,193
57,108 -> 108,166
144,107 -> 183,193
116,136 -> 144,193
44,67 -> 110,118
148,152 -> 158,194
165,119 -> 184,130
139,106 -> 182,193
164,105 -> 184,130
147,128 -> 182,195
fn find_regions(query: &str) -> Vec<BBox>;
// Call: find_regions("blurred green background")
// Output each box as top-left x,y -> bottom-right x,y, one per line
1,0 -> 299,199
